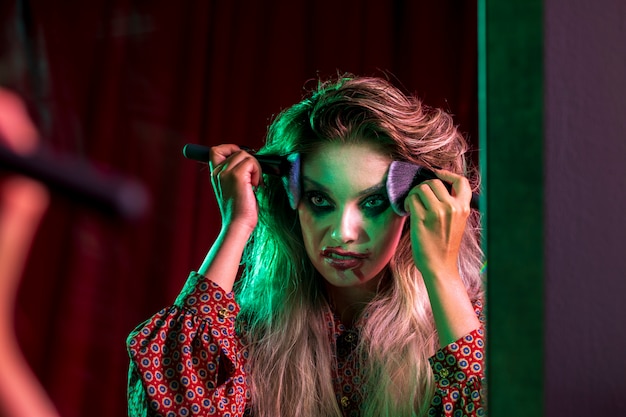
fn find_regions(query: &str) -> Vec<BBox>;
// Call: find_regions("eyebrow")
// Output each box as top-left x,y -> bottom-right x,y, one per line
302,176 -> 387,197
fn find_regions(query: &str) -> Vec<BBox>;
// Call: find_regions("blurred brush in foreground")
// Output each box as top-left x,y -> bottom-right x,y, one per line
0,87 -> 58,417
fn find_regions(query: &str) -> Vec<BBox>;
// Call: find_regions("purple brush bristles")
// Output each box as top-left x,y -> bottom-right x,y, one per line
386,161 -> 480,216
282,153 -> 301,210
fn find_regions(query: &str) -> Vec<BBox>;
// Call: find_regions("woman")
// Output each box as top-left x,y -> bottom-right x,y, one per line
127,75 -> 485,417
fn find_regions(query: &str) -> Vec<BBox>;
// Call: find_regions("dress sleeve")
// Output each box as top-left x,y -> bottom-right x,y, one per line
127,272 -> 249,417
427,300 -> 486,417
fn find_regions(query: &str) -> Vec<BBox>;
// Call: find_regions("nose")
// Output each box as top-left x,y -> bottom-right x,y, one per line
330,206 -> 362,243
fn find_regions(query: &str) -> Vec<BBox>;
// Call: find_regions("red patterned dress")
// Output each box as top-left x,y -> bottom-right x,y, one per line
127,272 -> 485,416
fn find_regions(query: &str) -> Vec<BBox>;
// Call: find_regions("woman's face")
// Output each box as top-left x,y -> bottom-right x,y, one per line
297,141 -> 407,291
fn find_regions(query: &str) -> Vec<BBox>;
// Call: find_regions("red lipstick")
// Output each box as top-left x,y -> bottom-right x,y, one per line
321,248 -> 368,271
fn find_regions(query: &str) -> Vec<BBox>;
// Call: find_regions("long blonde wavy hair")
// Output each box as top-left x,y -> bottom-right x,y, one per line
236,75 -> 483,417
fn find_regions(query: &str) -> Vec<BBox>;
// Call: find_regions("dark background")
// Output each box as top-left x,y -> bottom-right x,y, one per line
483,1 -> 626,414
1,1 -> 478,416
544,0 -> 626,415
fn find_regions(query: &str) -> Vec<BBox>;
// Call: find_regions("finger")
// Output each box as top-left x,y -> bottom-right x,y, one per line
212,150 -> 262,191
433,169 -> 472,206
210,163 -> 226,186
421,179 -> 454,206
228,155 -> 262,188
404,178 -> 464,217
404,185 -> 434,215
218,149 -> 255,173
208,144 -> 242,171
210,147 -> 250,181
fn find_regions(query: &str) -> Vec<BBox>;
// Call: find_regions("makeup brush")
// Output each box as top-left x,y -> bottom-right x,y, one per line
386,160 -> 480,216
182,143 -> 301,209
0,144 -> 149,220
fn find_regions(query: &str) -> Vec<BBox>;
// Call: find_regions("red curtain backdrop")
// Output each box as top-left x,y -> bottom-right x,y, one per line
3,1 -> 477,416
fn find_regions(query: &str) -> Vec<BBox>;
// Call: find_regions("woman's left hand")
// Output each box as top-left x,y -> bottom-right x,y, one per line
404,169 -> 472,280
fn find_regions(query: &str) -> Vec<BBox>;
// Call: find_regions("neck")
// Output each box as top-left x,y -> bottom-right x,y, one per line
324,271 -> 388,327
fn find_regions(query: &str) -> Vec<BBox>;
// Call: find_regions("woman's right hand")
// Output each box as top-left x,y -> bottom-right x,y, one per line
209,144 -> 262,234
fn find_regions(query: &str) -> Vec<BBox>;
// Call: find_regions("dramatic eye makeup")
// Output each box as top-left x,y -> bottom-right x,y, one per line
301,178 -> 390,217
360,193 -> 390,216
303,190 -> 334,213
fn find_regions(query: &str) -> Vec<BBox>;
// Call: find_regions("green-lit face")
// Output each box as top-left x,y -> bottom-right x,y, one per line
297,142 -> 406,290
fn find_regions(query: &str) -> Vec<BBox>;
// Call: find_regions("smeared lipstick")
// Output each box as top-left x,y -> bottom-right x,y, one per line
321,248 -> 368,271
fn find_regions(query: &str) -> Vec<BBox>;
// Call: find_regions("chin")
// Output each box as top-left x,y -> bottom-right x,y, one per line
320,267 -> 377,288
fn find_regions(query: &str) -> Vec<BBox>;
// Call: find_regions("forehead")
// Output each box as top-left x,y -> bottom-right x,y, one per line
301,142 -> 392,195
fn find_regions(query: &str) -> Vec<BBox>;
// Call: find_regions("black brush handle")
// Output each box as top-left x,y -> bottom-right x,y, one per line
182,143 -> 290,177
182,143 -> 211,162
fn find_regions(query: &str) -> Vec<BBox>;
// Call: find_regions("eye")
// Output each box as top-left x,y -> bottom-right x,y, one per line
304,191 -> 333,212
362,194 -> 386,209
361,194 -> 390,216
